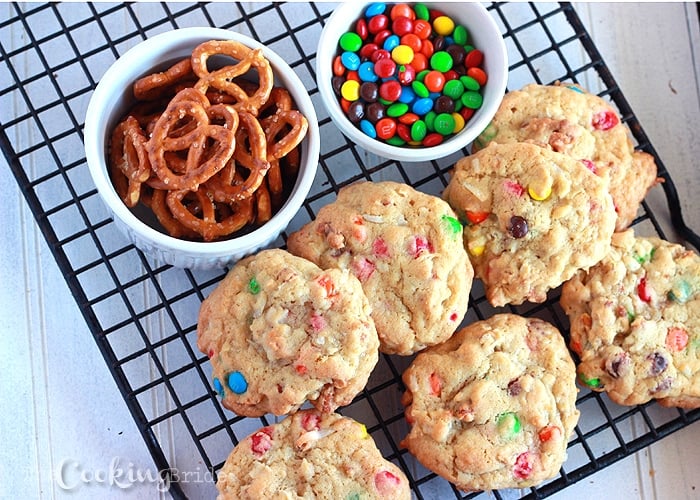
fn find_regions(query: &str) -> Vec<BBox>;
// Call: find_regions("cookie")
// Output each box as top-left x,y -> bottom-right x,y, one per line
561,230 -> 700,408
473,82 -> 658,230
443,142 -> 616,306
287,180 -> 472,355
197,248 -> 379,416
401,314 -> 579,491
216,409 -> 411,499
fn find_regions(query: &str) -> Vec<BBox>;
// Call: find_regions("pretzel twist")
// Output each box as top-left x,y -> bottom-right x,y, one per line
204,111 -> 271,202
109,115 -> 151,207
146,88 -> 236,191
166,189 -> 254,242
191,40 -> 273,116
133,58 -> 195,101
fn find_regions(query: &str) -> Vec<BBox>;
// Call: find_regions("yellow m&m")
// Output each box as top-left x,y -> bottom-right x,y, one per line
391,44 -> 414,65
341,79 -> 360,101
433,15 -> 455,36
528,184 -> 552,201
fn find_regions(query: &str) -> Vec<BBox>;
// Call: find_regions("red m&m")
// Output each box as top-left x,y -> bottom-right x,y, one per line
331,2 -> 489,148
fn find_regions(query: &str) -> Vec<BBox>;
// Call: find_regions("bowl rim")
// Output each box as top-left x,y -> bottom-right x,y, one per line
316,2 -> 508,163
84,26 -> 320,256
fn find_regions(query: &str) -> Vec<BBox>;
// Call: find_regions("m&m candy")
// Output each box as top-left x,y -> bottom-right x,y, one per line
331,3 -> 489,148
227,371 -> 248,394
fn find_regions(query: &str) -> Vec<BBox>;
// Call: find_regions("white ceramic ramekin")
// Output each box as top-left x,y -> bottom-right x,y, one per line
84,27 -> 320,269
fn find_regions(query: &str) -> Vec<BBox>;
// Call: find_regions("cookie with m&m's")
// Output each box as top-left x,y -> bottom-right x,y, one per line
443,142 -> 616,307
561,229 -> 700,408
401,314 -> 580,491
287,180 -> 472,355
216,409 -> 411,499
472,82 -> 659,231
197,248 -> 379,416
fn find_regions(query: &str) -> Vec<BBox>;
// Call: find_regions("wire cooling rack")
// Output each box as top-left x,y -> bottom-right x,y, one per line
2,2 -> 699,499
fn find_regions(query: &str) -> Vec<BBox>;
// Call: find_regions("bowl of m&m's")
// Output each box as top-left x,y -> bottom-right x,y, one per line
317,2 -> 508,162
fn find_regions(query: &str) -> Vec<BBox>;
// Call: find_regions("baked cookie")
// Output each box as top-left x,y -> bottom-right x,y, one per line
401,314 -> 579,491
561,230 -> 700,408
473,82 -> 658,230
197,248 -> 379,416
443,142 -> 616,307
216,409 -> 411,499
287,180 -> 472,356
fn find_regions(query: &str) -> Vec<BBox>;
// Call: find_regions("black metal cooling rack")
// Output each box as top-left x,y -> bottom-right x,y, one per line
2,2 -> 699,499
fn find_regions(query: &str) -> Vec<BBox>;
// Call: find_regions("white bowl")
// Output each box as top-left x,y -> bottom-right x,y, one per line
316,2 -> 507,163
84,27 -> 320,270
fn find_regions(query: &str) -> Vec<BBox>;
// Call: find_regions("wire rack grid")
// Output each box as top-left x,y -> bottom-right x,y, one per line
2,2 -> 699,499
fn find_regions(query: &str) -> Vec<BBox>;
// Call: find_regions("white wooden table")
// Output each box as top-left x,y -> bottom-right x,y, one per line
2,3 -> 699,499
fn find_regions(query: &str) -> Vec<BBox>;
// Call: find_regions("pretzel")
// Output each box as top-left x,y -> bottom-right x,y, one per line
109,160 -> 131,207
191,40 -> 273,115
267,143 -> 302,213
150,188 -> 200,240
266,160 -> 283,198
282,143 -> 301,180
127,97 -> 169,132
133,58 -> 195,101
146,88 -> 236,191
153,87 -> 211,147
255,89 -> 306,206
258,87 -> 294,118
205,77 -> 258,105
204,110 -> 270,202
109,115 -> 151,207
166,188 -> 254,241
262,109 -> 308,161
208,102 -> 240,131
254,180 -> 273,225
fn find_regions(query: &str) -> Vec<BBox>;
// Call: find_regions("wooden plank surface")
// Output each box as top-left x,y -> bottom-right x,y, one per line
1,3 -> 699,499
